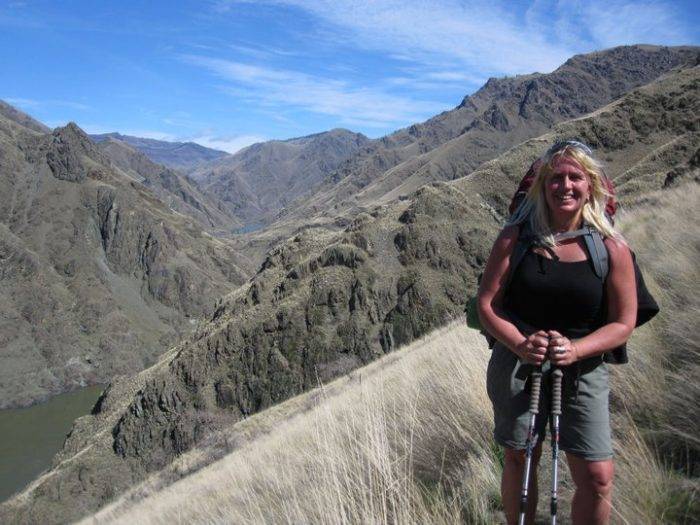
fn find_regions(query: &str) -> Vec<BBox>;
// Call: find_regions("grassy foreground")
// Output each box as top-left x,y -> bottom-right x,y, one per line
83,185 -> 699,524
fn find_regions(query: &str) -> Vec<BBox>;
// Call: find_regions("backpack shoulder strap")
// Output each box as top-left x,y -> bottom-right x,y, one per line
581,224 -> 609,280
505,222 -> 533,289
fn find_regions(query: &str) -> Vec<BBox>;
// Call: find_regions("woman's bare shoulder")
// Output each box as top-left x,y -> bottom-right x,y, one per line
489,224 -> 520,255
603,236 -> 633,266
498,224 -> 521,243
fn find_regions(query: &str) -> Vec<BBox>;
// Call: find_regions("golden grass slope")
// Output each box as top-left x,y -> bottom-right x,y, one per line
85,183 -> 699,524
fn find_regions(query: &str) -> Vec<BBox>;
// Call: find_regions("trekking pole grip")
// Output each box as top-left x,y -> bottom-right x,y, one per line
530,369 -> 543,414
552,368 -> 563,416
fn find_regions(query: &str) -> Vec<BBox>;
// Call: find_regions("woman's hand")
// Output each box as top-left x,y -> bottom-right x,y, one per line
547,330 -> 579,366
514,330 -> 549,365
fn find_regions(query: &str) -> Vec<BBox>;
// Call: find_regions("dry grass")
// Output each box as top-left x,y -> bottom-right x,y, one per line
85,325 -> 500,524
83,185 -> 699,525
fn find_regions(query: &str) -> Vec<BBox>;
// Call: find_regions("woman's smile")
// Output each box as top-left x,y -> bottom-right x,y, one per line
545,158 -> 591,217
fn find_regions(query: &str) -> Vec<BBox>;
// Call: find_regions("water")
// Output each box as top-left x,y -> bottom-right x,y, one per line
0,385 -> 104,502
235,222 -> 264,234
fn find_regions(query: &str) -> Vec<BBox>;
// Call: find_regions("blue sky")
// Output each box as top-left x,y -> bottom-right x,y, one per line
1,0 -> 698,153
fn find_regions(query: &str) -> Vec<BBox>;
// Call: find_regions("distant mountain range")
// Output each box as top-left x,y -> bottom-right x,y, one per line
1,44 -> 697,523
93,135 -> 242,232
190,129 -> 371,225
89,132 -> 230,173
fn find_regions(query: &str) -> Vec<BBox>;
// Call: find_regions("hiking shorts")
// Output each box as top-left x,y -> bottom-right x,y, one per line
486,342 -> 613,461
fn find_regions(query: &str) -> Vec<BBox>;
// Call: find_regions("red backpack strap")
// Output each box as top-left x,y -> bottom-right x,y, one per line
508,159 -> 541,216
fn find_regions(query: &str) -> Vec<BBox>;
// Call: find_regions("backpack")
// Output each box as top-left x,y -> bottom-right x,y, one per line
466,161 -> 659,364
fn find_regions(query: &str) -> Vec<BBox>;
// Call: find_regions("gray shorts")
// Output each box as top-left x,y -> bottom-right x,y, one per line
486,342 -> 613,461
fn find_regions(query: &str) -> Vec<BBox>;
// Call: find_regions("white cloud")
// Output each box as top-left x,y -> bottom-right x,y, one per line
582,1 -> 691,48
223,0 -> 573,74
221,0 -> 693,76
189,134 -> 266,154
182,54 -> 447,128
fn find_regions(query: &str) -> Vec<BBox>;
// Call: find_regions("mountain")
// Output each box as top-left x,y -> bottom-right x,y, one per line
89,133 -> 230,173
276,45 -> 699,223
3,55 -> 696,523
0,112 -> 250,409
226,45 -> 699,269
94,136 -> 244,233
189,129 -> 371,227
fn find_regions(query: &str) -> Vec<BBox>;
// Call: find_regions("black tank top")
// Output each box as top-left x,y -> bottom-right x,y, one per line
505,250 -> 606,338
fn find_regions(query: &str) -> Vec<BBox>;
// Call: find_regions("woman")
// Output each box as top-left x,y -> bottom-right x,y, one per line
477,141 -> 637,525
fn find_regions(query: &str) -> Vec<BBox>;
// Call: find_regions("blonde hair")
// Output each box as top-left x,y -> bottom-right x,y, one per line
508,144 -> 618,246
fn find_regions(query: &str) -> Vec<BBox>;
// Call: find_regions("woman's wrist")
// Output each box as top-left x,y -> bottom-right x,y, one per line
510,337 -> 528,356
571,341 -> 580,362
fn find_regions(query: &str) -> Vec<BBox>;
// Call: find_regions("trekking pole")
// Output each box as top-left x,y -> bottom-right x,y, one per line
518,367 -> 543,525
550,368 -> 563,525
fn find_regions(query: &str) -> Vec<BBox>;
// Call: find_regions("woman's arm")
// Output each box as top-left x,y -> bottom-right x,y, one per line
477,225 -> 549,364
549,237 -> 637,365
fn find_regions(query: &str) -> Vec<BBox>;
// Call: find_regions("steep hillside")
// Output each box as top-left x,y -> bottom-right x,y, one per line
95,137 -> 243,232
0,113 -> 249,409
90,133 -> 230,173
2,62 -> 696,524
190,128 -> 371,226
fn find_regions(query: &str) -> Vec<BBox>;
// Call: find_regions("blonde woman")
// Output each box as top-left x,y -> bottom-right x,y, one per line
477,141 -> 637,525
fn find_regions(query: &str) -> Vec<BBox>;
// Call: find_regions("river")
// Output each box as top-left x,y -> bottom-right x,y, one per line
0,385 -> 104,503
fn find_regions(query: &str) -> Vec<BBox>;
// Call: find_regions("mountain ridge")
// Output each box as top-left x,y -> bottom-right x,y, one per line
190,128 -> 371,226
90,133 -> 230,173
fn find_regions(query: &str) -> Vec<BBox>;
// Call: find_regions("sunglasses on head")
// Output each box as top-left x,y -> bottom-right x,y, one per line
545,140 -> 593,157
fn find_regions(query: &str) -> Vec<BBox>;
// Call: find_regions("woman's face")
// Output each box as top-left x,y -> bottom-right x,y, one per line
544,156 -> 591,218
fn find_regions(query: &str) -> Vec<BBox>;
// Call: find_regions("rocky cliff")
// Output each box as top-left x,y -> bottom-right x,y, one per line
2,59 -> 697,524
0,115 -> 249,408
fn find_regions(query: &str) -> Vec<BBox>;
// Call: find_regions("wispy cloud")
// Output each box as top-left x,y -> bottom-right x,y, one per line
221,0 -> 694,76
181,54 -> 447,128
221,0 -> 572,74
229,42 -> 301,59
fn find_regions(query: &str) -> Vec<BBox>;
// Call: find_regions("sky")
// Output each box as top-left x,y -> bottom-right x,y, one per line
1,0 -> 699,153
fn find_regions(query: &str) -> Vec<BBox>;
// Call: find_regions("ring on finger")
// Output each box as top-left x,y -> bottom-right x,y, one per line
553,346 -> 566,354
